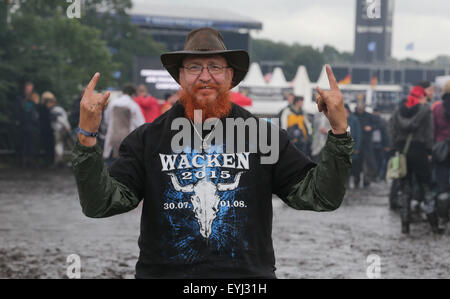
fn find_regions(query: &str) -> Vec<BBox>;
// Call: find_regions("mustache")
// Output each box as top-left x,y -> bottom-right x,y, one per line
190,83 -> 222,93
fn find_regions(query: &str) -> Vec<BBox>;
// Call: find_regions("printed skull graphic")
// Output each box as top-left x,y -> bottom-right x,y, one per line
168,172 -> 242,238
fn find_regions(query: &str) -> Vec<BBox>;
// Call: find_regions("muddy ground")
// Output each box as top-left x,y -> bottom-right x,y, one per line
0,167 -> 449,279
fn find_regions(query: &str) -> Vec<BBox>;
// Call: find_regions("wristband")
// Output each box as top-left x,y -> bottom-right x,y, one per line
78,127 -> 98,138
329,130 -> 350,139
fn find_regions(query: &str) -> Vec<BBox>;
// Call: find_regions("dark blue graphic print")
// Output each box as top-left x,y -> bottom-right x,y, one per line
160,144 -> 249,263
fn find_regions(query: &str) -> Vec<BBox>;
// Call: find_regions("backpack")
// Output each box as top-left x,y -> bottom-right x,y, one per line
386,133 -> 413,180
432,140 -> 449,163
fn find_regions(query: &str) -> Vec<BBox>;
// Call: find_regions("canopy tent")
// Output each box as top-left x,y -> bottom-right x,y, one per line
291,65 -> 316,114
268,67 -> 289,88
239,63 -> 266,87
315,65 -> 331,90
292,65 -> 311,97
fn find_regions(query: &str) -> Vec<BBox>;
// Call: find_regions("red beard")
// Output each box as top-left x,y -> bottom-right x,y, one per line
179,82 -> 232,122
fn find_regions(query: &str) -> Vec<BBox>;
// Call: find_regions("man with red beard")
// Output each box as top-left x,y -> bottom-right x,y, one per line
72,27 -> 353,278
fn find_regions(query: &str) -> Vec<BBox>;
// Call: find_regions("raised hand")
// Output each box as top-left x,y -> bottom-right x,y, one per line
315,65 -> 348,135
78,73 -> 110,146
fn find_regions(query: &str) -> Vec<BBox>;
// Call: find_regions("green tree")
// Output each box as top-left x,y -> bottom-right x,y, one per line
80,1 -> 165,86
250,38 -> 292,63
0,1 -> 116,123
322,45 -> 352,64
250,38 -> 325,81
250,38 -> 359,81
10,0 -> 165,86
0,0 -> 165,124
286,44 -> 324,81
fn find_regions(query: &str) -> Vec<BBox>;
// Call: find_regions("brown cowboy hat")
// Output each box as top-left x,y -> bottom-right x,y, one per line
161,27 -> 249,88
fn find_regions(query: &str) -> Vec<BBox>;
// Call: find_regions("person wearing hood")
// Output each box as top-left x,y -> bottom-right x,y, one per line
390,85 -> 442,234
432,81 -> 450,194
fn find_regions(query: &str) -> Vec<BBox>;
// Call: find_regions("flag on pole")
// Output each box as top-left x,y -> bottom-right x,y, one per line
339,74 -> 351,85
371,76 -> 378,89
368,41 -> 376,52
406,42 -> 414,51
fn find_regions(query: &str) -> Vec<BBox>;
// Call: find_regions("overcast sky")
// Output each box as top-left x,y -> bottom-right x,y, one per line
133,0 -> 450,62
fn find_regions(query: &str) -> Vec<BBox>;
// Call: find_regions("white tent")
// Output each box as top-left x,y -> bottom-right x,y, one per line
315,65 -> 331,90
292,65 -> 311,97
268,67 -> 289,88
239,63 -> 266,87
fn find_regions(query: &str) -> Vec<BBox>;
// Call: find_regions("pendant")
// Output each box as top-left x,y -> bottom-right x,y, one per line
202,140 -> 209,150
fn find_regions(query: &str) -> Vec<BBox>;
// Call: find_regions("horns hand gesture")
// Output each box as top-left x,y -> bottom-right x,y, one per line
315,65 -> 348,135
78,73 -> 110,146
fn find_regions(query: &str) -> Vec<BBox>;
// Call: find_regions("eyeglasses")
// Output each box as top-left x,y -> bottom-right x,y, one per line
182,64 -> 230,75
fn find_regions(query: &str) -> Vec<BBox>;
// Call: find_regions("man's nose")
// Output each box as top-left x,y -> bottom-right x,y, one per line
198,66 -> 212,82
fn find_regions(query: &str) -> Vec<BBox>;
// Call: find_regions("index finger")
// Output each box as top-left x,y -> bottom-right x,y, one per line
325,65 -> 339,90
84,72 -> 100,96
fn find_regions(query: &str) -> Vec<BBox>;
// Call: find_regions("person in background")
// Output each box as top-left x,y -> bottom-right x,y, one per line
354,100 -> 377,187
22,92 -> 41,168
371,108 -> 390,181
134,84 -> 161,123
310,111 -> 331,163
160,91 -> 180,114
345,104 -> 362,188
38,92 -> 55,167
13,82 -> 34,165
417,81 -> 435,105
42,92 -> 71,167
103,84 -> 145,165
432,81 -> 450,194
285,92 -> 295,105
279,95 -> 312,156
390,85 -> 442,234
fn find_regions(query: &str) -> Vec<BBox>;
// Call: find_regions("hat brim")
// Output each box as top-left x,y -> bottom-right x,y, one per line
161,50 -> 249,89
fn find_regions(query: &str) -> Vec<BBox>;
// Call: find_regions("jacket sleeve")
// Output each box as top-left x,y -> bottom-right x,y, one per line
71,141 -> 142,218
283,132 -> 353,211
433,108 -> 438,142
425,109 -> 434,151
389,114 -> 397,149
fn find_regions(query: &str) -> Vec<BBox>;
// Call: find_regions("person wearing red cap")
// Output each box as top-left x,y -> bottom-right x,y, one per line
389,85 -> 443,234
405,85 -> 427,108
134,84 -> 162,123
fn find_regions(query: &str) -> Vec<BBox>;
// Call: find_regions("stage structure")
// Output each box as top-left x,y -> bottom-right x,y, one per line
354,0 -> 394,64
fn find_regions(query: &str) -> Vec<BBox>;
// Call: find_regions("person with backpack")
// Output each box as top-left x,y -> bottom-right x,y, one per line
390,85 -> 443,234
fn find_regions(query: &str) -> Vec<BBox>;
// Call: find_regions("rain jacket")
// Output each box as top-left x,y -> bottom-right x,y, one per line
103,94 -> 145,159
390,102 -> 433,151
